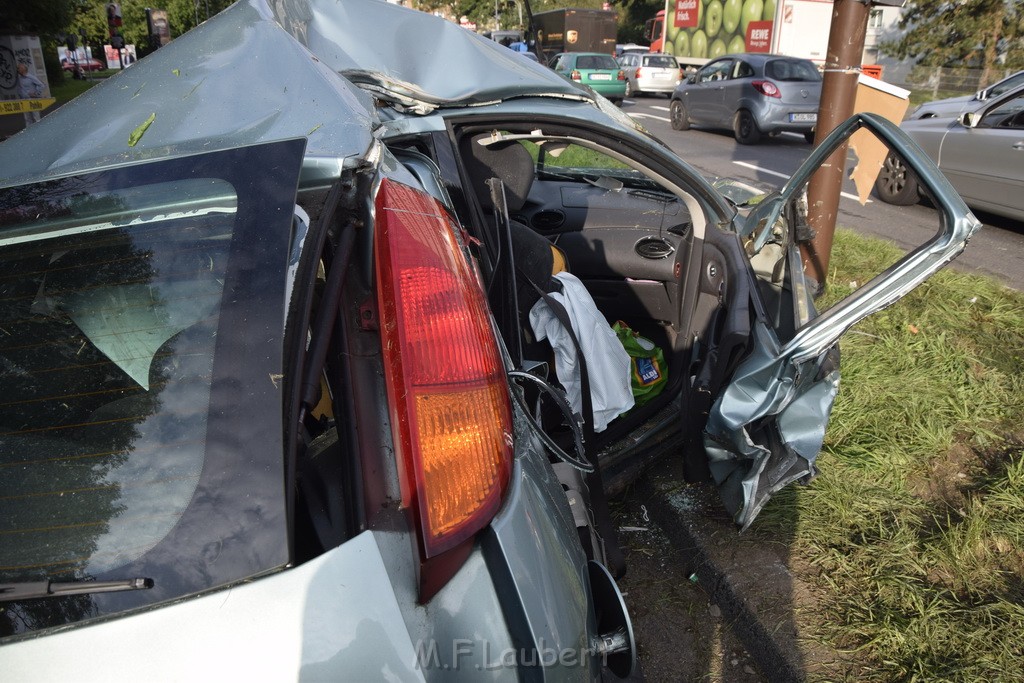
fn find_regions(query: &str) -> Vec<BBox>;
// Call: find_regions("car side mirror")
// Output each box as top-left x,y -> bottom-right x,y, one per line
687,74 -> 696,84
958,111 -> 980,128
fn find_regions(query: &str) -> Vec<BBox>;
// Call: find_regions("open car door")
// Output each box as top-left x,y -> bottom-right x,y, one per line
703,113 -> 981,529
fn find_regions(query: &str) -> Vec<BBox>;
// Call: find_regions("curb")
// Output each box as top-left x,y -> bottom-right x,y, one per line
630,456 -> 808,683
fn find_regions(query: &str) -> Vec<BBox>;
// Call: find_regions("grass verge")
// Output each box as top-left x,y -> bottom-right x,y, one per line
49,73 -> 113,107
755,228 -> 1024,682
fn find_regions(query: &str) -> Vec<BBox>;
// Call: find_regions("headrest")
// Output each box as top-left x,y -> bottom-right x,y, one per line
460,134 -> 535,213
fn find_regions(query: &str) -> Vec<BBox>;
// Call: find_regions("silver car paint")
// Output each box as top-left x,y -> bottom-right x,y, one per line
911,70 -> 1024,120
3,531 -> 428,680
620,53 -> 681,95
0,0 -> 606,676
0,2 -> 378,186
708,113 -> 981,527
899,85 -> 1024,221
674,54 -> 821,135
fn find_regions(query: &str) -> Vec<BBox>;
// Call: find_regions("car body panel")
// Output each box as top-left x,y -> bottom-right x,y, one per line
911,70 -> 1024,120
898,84 -> 1024,221
0,1 -> 379,186
0,0 -> 981,672
0,3 -> 611,674
674,54 -> 821,136
711,113 -> 981,527
549,52 -> 627,101
1,531 -> 427,680
619,53 -> 681,95
62,57 -> 105,72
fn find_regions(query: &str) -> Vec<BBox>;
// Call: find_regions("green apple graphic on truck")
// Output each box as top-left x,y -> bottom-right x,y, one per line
656,0 -> 832,64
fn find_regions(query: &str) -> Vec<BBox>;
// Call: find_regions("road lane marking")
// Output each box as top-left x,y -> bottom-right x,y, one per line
652,105 -> 670,112
732,161 -> 870,203
630,113 -> 671,123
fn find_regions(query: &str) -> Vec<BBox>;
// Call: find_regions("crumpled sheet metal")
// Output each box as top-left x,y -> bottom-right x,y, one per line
278,0 -> 588,111
704,322 -> 840,530
0,0 -> 377,186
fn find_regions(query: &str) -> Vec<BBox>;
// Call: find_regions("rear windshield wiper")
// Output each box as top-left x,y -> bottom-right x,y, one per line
0,577 -> 153,602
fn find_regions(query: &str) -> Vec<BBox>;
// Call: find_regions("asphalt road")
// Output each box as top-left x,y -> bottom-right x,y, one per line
622,96 -> 1024,291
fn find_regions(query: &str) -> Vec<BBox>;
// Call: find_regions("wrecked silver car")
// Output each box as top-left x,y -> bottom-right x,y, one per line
0,0 -> 978,678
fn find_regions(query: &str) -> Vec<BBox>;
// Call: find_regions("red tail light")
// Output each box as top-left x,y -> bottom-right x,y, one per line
571,69 -> 581,81
752,80 -> 781,98
635,67 -> 643,79
617,69 -> 626,81
374,178 -> 513,570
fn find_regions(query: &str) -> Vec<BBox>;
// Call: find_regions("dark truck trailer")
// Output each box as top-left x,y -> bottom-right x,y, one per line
533,8 -> 617,62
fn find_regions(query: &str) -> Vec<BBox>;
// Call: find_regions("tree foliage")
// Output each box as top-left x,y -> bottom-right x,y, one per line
0,0 -> 77,35
449,0 -> 661,42
882,0 -> 1023,80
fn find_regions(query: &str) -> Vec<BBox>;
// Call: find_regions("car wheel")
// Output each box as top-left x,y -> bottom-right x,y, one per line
670,99 -> 690,131
625,80 -> 635,98
733,110 -> 761,144
874,152 -> 920,206
804,131 -> 816,144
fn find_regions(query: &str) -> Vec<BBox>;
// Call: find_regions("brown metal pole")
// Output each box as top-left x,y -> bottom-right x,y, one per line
802,0 -> 870,293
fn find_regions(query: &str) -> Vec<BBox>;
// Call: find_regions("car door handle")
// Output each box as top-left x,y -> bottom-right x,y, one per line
1013,141 -> 1024,150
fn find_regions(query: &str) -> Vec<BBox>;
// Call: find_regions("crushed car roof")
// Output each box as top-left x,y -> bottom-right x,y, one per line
0,0 -> 592,185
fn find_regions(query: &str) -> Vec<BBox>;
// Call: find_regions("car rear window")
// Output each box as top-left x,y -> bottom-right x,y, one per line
765,59 -> 821,82
644,56 -> 678,68
577,55 -> 618,70
0,140 -> 301,638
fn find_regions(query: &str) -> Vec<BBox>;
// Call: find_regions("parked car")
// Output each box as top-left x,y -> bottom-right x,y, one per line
0,0 -> 979,678
615,43 -> 650,58
876,83 -> 1024,221
61,57 -> 105,72
910,70 -> 1024,120
548,51 -> 627,104
669,53 -> 823,144
618,52 -> 682,98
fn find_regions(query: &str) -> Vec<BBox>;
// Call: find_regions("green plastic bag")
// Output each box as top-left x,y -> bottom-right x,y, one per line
613,321 -> 667,407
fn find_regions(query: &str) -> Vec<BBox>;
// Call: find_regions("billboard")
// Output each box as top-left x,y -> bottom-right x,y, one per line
662,0 -> 777,59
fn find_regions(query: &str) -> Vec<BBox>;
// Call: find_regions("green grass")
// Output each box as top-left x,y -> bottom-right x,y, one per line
49,72 -> 115,107
754,229 -> 1024,682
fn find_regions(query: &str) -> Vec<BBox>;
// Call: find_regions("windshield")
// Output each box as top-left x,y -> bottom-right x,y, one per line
577,55 -> 619,70
765,59 -> 821,82
644,56 -> 678,68
0,140 -> 304,638
989,72 -> 1024,98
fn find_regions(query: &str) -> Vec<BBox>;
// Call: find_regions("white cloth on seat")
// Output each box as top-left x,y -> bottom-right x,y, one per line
529,272 -> 634,432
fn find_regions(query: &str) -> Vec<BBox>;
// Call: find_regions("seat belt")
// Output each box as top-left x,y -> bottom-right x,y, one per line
486,177 -> 626,577
524,277 -> 627,578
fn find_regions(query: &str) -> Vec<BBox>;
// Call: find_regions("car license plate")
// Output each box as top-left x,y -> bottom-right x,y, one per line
654,72 -> 670,79
790,113 -> 817,122
590,73 -> 612,81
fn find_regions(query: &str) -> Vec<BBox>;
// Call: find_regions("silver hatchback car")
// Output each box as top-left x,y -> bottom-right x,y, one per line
670,53 -> 822,144
618,52 -> 683,97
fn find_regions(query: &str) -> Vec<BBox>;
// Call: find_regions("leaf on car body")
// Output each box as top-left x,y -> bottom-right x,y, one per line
128,113 -> 156,147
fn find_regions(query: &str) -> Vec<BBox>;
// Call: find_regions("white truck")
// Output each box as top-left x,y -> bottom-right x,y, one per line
648,0 -> 832,64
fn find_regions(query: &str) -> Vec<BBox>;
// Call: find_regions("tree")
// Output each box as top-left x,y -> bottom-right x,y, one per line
616,0 -> 663,44
882,0 -> 1023,84
0,0 -> 77,34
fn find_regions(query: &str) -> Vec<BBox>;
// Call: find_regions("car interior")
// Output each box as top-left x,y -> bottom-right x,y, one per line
384,122 -> 786,490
